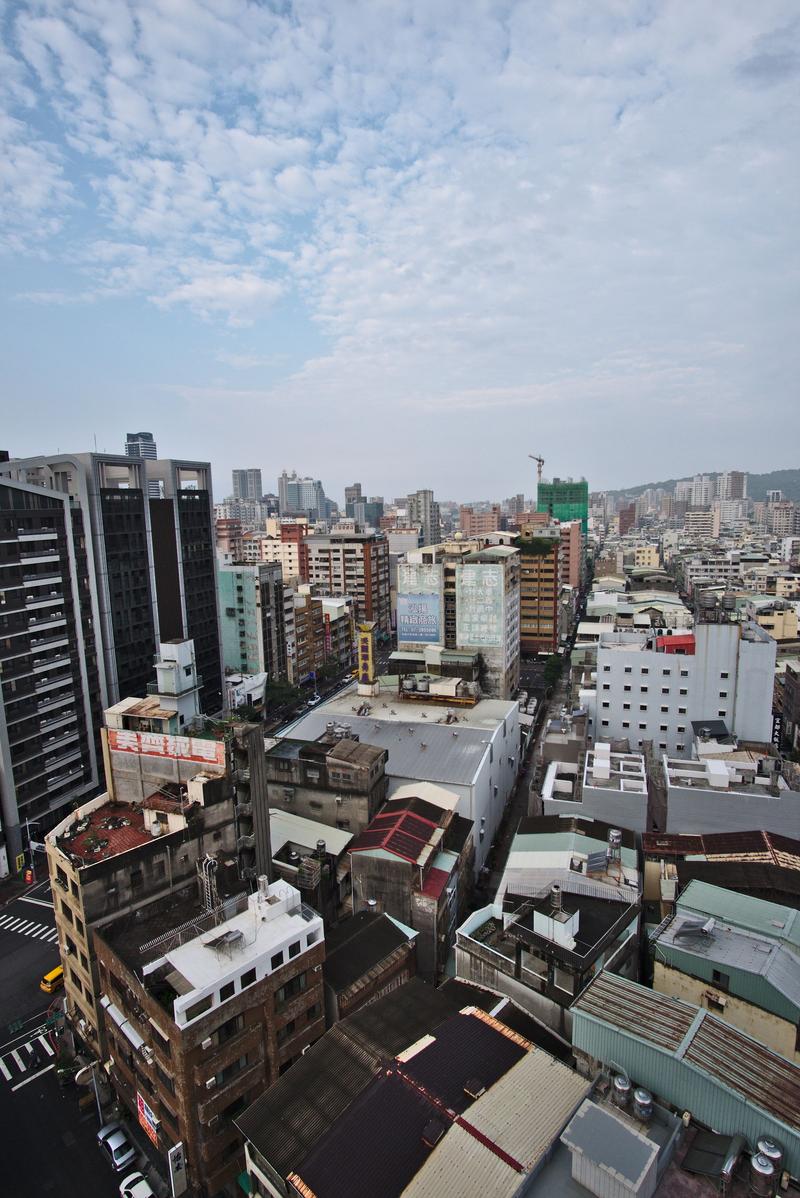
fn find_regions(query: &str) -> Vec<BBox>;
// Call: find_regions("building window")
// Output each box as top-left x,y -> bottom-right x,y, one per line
660,706 -> 668,714
601,702 -> 609,709
641,686 -> 648,694
624,667 -> 632,674
639,704 -> 647,712
641,667 -> 649,675
622,721 -> 630,729
659,742 -> 667,749
718,710 -> 726,717
680,670 -> 689,678
185,995 -> 213,1022
130,868 -> 143,890
219,982 -> 235,1002
602,684 -> 610,691
719,691 -> 728,699
276,973 -> 306,1006
623,703 -> 631,711
662,668 -> 671,676
601,720 -> 609,727
676,743 -> 684,751
720,671 -> 729,679
240,968 -> 257,989
271,952 -> 284,971
661,688 -> 670,695
288,941 -> 301,959
638,723 -> 647,730
711,969 -> 730,992
678,707 -> 687,715
679,688 -> 688,696
603,665 -> 610,672
624,685 -> 631,693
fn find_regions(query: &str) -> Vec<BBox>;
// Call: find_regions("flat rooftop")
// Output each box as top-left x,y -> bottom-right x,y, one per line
55,799 -> 152,864
290,680 -> 517,733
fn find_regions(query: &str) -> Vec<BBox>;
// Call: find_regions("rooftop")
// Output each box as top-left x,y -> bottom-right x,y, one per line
348,799 -> 447,866
52,797 -> 152,864
323,912 -> 417,995
269,808 -> 353,861
289,680 -> 517,733
642,829 -> 800,869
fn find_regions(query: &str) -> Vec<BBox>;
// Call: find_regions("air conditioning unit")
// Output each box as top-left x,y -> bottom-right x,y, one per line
62,944 -> 73,955
201,1037 -> 213,1051
205,1076 -> 217,1091
207,1115 -> 220,1132
141,1046 -> 154,1064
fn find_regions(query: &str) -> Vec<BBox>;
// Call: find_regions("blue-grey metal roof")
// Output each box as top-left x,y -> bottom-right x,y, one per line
285,711 -> 491,786
572,972 -> 800,1175
676,880 -> 800,951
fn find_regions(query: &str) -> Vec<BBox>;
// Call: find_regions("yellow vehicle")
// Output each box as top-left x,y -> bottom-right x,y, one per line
39,965 -> 64,994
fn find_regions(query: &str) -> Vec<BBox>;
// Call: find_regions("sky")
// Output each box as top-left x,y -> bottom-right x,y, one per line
1,1 -> 798,502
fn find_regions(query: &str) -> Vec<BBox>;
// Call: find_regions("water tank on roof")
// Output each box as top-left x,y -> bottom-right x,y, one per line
721,593 -> 736,611
632,1088 -> 653,1122
417,677 -> 430,693
757,1139 -> 784,1175
699,592 -> 717,609
612,1074 -> 631,1108
402,678 -> 417,692
750,1154 -> 776,1197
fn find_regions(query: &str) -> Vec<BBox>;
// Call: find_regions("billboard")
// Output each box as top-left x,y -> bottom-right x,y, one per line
397,564 -> 442,645
456,563 -> 504,648
137,1091 -> 160,1146
108,729 -> 226,767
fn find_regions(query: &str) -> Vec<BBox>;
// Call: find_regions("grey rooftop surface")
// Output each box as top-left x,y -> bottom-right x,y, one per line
561,1099 -> 659,1188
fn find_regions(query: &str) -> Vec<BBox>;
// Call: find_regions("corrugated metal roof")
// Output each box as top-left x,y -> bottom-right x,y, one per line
677,879 -> 800,950
573,971 -> 697,1052
286,712 -> 493,786
400,1122 -> 521,1198
269,808 -> 353,858
572,971 -> 800,1173
464,1047 -> 590,1169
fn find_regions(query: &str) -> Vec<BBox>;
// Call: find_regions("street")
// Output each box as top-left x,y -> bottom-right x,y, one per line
0,878 -> 120,1198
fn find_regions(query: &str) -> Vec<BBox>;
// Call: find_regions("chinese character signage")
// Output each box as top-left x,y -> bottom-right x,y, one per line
456,563 -> 503,648
397,564 -> 442,645
108,729 -> 226,767
356,622 -> 376,685
137,1091 -> 160,1146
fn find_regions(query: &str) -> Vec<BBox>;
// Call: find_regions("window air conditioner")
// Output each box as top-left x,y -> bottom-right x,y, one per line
205,1077 -> 217,1090
201,1037 -> 213,1051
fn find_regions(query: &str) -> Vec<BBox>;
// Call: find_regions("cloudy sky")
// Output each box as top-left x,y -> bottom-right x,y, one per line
2,1 -> 798,501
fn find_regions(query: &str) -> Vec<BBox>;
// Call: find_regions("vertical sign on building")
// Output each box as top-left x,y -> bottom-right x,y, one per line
396,563 -> 443,645
356,622 -> 377,685
168,1142 -> 188,1197
456,564 -> 503,647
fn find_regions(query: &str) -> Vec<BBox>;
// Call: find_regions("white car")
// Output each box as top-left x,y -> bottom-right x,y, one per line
97,1122 -> 136,1173
120,1172 -> 156,1198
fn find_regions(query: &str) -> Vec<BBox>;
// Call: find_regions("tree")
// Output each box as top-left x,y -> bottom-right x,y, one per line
544,654 -> 563,687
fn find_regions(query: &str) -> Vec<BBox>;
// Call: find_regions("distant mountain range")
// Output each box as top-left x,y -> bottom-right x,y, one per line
605,468 -> 800,504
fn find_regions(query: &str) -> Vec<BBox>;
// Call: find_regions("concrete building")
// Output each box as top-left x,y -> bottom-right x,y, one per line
95,878 -> 324,1196
218,561 -> 288,682
662,741 -> 800,836
215,516 -> 243,560
559,519 -> 583,589
518,524 -> 561,656
716,470 -> 747,501
684,508 -> 721,538
348,784 -> 473,981
584,618 -> 777,758
289,684 -> 521,874
456,871 -> 640,1041
651,881 -> 800,1064
44,640 -> 268,1051
305,527 -> 390,633
459,504 -> 502,535
232,468 -> 263,502
0,474 -> 103,864
264,732 -> 388,836
455,545 -> 520,698
541,745 -> 649,833
268,808 -> 352,925
407,488 -> 442,548
2,452 -> 224,714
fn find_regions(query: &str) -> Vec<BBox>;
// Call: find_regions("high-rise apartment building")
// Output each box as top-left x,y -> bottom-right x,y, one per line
305,528 -> 390,633
518,524 -> 561,655
1,453 -> 223,714
690,474 -> 714,507
537,478 -> 589,534
344,483 -> 362,514
559,520 -> 583,589
455,545 -> 520,697
278,470 -> 326,520
124,431 -> 158,460
232,468 -> 263,502
218,562 -> 288,681
0,475 -> 103,861
407,489 -> 441,547
716,471 -> 747,501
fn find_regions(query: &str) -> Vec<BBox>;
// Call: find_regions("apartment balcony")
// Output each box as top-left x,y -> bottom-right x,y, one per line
25,595 -> 64,611
17,529 -> 57,541
22,573 -> 62,586
33,655 -> 71,674
28,615 -> 67,631
29,635 -> 69,652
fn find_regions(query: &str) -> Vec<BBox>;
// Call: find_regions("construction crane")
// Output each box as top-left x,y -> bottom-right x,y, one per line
528,453 -> 545,483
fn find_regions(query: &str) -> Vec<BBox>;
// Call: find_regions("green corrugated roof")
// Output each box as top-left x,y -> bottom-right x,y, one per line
678,880 -> 800,950
510,830 -> 637,868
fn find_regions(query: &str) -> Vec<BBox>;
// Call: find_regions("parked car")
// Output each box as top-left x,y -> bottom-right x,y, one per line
97,1122 -> 137,1173
120,1172 -> 156,1198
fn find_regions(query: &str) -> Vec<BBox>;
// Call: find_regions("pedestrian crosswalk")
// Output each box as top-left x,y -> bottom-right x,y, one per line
0,1029 -> 56,1087
0,911 -> 58,943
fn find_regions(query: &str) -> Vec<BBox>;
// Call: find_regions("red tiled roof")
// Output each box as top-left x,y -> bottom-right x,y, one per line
655,634 -> 695,654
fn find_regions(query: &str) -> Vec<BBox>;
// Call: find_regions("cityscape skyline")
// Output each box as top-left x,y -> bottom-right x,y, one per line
2,2 -> 798,494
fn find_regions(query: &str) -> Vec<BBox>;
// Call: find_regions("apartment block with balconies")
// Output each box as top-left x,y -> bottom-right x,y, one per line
94,878 -> 325,1196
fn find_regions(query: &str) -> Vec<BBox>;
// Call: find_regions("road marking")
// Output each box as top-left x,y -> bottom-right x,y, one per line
45,929 -> 59,942
38,1035 -> 54,1057
11,1063 -> 55,1091
11,1049 -> 26,1071
14,921 -> 36,934
18,896 -> 55,909
0,914 -> 14,925
2,918 -> 25,930
33,925 -> 55,939
0,1060 -> 11,1081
